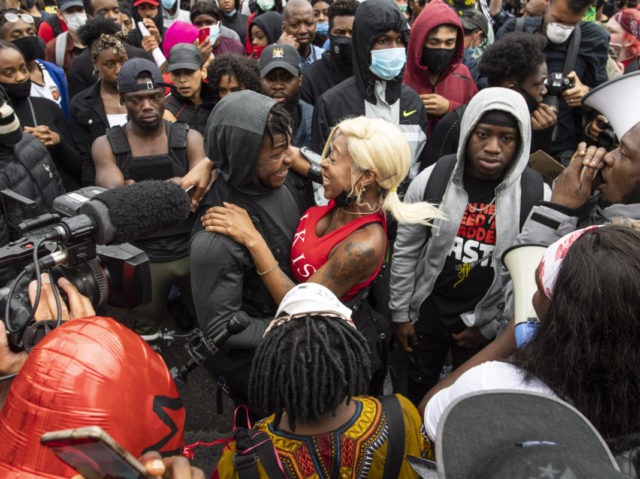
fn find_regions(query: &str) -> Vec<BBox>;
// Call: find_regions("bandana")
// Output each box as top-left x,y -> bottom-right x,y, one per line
614,11 -> 640,41
537,226 -> 602,299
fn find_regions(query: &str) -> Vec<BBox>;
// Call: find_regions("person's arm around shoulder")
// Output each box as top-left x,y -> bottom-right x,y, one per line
92,135 -> 126,189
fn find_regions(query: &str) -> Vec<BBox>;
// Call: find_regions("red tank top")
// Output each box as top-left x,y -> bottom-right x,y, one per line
290,200 -> 387,302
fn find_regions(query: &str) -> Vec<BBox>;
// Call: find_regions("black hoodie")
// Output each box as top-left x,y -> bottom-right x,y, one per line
311,0 -> 428,165
190,91 -> 312,374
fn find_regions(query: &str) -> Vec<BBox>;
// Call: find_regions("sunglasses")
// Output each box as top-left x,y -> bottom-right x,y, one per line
0,12 -> 35,24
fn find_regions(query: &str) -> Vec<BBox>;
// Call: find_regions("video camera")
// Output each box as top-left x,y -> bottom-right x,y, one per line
0,186 -> 151,352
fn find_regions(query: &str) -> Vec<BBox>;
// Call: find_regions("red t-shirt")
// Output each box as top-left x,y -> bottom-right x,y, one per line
290,200 -> 387,302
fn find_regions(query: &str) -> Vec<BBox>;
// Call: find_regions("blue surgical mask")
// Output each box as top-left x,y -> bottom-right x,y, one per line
315,21 -> 329,36
210,23 -> 220,44
161,0 -> 177,10
369,47 -> 406,80
257,0 -> 275,11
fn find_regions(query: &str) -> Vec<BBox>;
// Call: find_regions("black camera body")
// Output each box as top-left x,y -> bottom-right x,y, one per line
0,187 -> 151,351
543,73 -> 575,111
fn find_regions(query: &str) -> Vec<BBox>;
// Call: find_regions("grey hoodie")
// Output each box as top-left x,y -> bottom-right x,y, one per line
390,87 -> 548,339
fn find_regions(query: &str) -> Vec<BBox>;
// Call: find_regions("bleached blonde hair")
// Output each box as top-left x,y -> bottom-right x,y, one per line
321,116 -> 443,225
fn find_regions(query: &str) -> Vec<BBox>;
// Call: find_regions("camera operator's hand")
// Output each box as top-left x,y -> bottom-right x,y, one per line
562,71 -> 589,108
530,103 -> 557,130
0,319 -> 27,375
584,114 -> 608,142
550,142 -> 605,210
28,274 -> 95,322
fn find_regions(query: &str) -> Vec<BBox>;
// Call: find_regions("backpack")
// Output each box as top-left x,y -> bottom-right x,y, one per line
44,15 -> 63,38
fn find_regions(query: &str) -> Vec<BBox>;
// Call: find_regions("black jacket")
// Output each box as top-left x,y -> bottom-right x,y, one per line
165,82 -> 216,136
311,0 -> 428,163
11,96 -> 81,191
221,10 -> 248,44
0,134 -> 65,285
299,50 -> 352,106
68,45 -> 152,99
70,82 -> 109,186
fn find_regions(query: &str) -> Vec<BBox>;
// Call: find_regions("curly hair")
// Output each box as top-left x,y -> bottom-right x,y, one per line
479,32 -> 547,87
513,225 -> 640,440
207,54 -> 261,103
249,314 -> 371,431
78,17 -> 122,46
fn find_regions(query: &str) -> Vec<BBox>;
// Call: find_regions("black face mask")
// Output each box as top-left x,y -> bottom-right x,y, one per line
1,81 -> 31,101
421,47 -> 455,75
519,88 -> 539,114
330,35 -> 353,68
12,36 -> 45,62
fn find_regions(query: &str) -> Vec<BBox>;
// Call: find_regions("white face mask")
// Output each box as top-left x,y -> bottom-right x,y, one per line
546,21 -> 575,44
63,11 -> 87,32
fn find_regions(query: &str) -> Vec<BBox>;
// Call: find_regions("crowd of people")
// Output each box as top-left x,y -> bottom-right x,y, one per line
0,0 -> 639,475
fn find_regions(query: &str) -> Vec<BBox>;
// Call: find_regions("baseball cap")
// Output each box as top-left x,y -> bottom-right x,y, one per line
167,43 -> 202,72
436,390 -> 625,479
258,44 -> 301,77
133,0 -> 159,7
58,0 -> 84,11
117,58 -> 166,94
460,9 -> 489,36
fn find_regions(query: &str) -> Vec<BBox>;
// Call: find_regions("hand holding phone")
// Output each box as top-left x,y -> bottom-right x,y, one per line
198,27 -> 210,45
41,426 -> 148,479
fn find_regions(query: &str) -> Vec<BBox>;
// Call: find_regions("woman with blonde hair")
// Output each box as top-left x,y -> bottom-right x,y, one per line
202,116 -> 441,392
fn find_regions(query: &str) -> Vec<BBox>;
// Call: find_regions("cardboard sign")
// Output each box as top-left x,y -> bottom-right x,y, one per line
528,150 -> 565,185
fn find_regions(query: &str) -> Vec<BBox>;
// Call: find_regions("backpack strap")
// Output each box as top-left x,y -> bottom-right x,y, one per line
515,16 -> 525,32
55,31 -> 67,67
105,125 -> 131,166
233,428 -> 285,479
167,120 -> 189,149
45,15 -> 63,37
518,166 -> 544,229
562,24 -> 582,76
421,154 -> 456,242
378,395 -> 405,479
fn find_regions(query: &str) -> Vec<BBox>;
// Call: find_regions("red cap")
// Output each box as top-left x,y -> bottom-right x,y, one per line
133,0 -> 159,6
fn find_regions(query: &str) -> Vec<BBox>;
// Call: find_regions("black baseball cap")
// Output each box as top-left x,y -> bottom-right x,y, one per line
258,44 -> 301,77
436,391 -> 625,479
167,44 -> 202,72
117,58 -> 166,94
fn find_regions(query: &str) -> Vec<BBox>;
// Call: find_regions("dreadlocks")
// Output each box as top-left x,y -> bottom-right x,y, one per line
249,314 -> 371,431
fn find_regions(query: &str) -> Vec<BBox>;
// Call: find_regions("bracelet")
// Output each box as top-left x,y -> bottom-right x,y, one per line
257,263 -> 279,276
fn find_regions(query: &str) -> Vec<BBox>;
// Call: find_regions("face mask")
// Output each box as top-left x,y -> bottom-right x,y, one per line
210,23 -> 220,44
315,21 -> 329,36
397,3 -> 408,12
63,11 -> 87,32
330,35 -> 352,67
421,47 -> 455,75
256,0 -> 275,11
12,35 -> 45,62
1,81 -> 31,100
225,8 -> 237,16
369,47 -> 406,81
251,44 -> 266,58
161,0 -> 177,9
546,21 -> 574,44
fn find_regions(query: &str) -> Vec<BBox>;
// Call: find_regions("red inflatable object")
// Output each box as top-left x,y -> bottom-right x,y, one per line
0,316 -> 185,478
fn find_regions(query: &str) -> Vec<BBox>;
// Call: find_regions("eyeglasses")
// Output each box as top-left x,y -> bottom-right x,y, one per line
0,12 -> 35,24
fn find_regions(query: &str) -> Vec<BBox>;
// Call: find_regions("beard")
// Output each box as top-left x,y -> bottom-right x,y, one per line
598,180 -> 640,208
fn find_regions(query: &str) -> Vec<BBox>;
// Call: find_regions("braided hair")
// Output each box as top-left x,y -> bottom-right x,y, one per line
249,314 -> 371,431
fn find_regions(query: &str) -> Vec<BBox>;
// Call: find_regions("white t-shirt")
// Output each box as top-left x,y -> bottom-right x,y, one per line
424,361 -> 558,441
30,61 -> 63,110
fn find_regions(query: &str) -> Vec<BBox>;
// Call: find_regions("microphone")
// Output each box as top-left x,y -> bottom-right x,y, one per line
47,181 -> 191,245
170,316 -> 251,387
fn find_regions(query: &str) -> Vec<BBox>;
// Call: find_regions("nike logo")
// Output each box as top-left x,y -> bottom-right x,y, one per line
402,109 -> 417,118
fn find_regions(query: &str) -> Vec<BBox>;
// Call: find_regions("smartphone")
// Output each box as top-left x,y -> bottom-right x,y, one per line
137,21 -> 150,37
198,27 -> 210,44
41,426 -> 148,479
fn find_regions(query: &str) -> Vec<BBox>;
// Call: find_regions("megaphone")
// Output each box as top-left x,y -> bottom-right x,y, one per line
502,244 -> 547,347
582,70 -> 640,139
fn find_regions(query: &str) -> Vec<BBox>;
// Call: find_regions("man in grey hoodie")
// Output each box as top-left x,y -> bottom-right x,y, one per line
190,90 -> 312,405
390,87 -> 549,405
